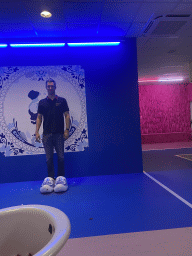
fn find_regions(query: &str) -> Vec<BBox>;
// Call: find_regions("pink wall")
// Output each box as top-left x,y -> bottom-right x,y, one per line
139,82 -> 192,144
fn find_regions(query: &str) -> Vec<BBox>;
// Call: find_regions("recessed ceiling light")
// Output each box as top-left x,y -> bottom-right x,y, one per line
41,11 -> 52,18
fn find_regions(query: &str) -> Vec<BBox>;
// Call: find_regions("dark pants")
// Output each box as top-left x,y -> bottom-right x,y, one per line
42,133 -> 65,179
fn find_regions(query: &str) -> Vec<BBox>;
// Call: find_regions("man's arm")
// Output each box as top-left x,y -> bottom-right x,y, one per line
36,113 -> 42,134
64,111 -> 71,130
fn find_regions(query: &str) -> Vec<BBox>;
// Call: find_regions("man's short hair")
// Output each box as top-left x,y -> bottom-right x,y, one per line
46,78 -> 56,87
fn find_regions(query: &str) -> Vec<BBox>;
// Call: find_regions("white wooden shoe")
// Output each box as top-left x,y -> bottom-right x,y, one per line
54,176 -> 68,193
40,177 -> 55,194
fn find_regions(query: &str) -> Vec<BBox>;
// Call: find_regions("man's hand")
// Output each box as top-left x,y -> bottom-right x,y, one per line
63,130 -> 69,140
35,132 -> 41,143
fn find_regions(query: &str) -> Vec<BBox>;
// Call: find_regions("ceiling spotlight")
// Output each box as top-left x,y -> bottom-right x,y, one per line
41,10 -> 52,18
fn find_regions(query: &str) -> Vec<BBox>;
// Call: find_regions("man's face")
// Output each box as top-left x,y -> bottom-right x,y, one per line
46,82 -> 56,94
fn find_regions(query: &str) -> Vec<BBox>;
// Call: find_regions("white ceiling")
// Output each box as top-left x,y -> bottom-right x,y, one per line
0,0 -> 192,82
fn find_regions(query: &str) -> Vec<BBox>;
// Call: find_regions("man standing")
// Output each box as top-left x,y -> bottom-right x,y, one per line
35,78 -> 71,194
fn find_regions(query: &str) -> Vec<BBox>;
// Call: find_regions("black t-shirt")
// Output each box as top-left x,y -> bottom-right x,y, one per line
38,95 -> 69,135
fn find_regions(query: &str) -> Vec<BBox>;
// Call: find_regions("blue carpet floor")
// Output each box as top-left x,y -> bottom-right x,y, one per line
1,147 -> 192,239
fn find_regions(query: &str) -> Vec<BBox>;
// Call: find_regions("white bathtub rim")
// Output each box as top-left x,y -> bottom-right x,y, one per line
0,204 -> 71,256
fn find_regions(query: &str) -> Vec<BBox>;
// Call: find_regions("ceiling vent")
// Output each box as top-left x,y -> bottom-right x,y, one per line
140,14 -> 191,38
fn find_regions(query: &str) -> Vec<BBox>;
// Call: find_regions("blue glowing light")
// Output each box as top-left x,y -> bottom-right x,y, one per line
67,42 -> 120,47
10,43 -> 65,48
0,44 -> 8,48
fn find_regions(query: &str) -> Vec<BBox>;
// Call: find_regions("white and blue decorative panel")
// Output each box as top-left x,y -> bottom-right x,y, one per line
0,65 -> 89,156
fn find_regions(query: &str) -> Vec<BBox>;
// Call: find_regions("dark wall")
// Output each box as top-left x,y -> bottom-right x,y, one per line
0,38 -> 143,184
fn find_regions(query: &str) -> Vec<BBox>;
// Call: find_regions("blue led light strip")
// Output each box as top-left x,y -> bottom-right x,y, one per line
68,42 -> 120,47
10,43 -> 65,47
0,44 -> 8,48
